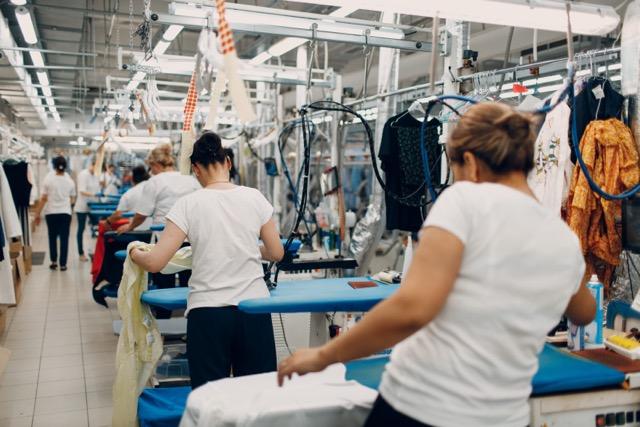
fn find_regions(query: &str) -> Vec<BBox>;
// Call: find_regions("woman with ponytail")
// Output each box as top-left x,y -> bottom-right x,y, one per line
131,132 -> 284,389
277,103 -> 596,427
35,156 -> 76,271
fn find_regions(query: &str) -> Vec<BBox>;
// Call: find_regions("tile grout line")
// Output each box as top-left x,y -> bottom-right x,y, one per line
76,262 -> 91,427
31,267 -> 52,427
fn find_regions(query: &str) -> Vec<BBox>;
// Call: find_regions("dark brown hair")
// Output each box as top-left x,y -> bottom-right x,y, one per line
190,132 -> 227,167
447,102 -> 535,174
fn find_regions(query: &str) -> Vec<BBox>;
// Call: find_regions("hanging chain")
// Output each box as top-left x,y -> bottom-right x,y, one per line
133,0 -> 152,57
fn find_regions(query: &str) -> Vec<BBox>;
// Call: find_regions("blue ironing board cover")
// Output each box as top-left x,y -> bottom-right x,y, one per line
239,277 -> 399,313
137,345 -> 625,427
89,209 -> 115,217
140,277 -> 398,312
150,224 -> 165,231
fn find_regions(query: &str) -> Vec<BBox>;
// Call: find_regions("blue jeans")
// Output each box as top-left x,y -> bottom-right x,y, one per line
76,212 -> 89,256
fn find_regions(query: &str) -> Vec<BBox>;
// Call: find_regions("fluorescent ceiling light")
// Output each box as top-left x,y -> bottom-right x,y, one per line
52,111 -> 61,122
42,86 -> 52,97
45,96 -> 54,107
153,40 -> 171,56
163,25 -> 183,41
29,50 -> 44,68
112,136 -> 171,144
250,7 -> 355,65
15,7 -> 38,44
10,0 -> 27,5
49,106 -> 57,113
285,0 -> 619,36
36,71 -> 49,87
132,71 -> 145,82
126,81 -> 139,91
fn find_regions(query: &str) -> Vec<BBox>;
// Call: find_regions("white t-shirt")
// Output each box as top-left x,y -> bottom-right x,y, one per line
379,182 -> 585,427
42,173 -> 76,215
101,172 -> 121,196
117,181 -> 152,230
74,169 -> 101,213
166,186 -> 274,313
136,171 -> 201,225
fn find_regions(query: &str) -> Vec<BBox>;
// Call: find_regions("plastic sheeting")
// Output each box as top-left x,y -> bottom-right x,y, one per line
610,251 -> 640,306
622,1 -> 640,97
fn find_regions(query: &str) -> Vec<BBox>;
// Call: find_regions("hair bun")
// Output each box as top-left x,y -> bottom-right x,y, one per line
493,111 -> 532,141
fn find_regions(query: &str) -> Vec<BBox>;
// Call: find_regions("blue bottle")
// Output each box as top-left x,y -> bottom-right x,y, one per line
584,274 -> 604,348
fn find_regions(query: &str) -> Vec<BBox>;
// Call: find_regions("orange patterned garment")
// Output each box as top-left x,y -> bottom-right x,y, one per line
566,118 -> 640,290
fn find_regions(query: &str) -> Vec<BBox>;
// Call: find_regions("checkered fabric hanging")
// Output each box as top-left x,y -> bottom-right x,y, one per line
216,0 -> 235,55
183,71 -> 198,132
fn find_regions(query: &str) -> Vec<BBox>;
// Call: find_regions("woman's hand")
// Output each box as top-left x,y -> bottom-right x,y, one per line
277,347 -> 332,386
116,223 -> 131,235
34,214 -> 41,227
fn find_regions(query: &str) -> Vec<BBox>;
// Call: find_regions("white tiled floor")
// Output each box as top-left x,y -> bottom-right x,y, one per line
0,219 -> 119,427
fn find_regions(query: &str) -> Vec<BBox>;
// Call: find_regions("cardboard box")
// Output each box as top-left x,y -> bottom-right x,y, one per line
0,345 -> 10,377
9,240 -> 22,259
23,245 -> 32,274
0,306 -> 7,335
10,258 -> 24,307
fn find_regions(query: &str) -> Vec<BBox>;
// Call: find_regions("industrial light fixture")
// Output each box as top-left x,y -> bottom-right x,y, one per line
49,106 -> 57,113
36,71 -> 49,87
285,0 -> 619,36
45,96 -> 54,107
10,0 -> 27,6
41,86 -> 52,97
249,7 -> 355,65
15,7 -> 38,44
29,51 -> 44,68
52,111 -> 61,122
163,25 -> 183,41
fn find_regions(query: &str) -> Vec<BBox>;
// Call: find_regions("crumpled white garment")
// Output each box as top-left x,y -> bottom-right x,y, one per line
179,364 -> 377,427
112,241 -> 164,427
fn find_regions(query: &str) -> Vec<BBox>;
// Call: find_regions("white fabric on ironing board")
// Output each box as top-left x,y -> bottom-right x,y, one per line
179,364 -> 376,427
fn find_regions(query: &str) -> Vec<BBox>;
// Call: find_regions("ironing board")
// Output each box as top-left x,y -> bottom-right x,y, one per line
138,346 -> 625,427
140,278 -> 398,313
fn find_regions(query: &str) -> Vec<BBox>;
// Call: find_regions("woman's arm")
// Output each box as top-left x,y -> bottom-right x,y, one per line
116,213 -> 148,234
564,274 -> 596,326
277,226 -> 463,386
34,194 -> 48,226
260,219 -> 284,262
130,220 -> 186,273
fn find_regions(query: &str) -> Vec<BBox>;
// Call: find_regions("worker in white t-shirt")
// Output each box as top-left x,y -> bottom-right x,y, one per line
74,159 -> 101,261
117,143 -> 201,318
277,103 -> 597,427
34,156 -> 76,271
105,165 -> 151,230
131,132 -> 284,389
101,163 -> 121,196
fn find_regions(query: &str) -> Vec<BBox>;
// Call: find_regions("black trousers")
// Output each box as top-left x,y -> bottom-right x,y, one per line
76,212 -> 89,256
151,270 -> 191,319
364,396 -> 433,427
187,306 -> 277,389
45,214 -> 71,266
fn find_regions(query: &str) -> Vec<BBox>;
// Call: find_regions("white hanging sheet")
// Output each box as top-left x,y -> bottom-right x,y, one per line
0,166 -> 21,304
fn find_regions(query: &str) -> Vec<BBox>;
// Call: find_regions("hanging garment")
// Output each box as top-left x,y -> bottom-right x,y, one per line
528,100 -> 573,215
569,78 -> 624,162
3,161 -> 32,208
113,242 -> 193,426
3,161 -> 33,247
379,113 -> 442,232
0,167 -> 21,305
566,118 -> 640,290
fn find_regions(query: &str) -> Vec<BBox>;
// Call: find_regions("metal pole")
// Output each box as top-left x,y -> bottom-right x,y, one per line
0,46 -> 97,57
0,65 -> 93,70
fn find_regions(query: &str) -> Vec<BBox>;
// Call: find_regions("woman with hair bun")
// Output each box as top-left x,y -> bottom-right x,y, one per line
118,143 -> 201,318
277,103 -> 596,427
34,156 -> 76,271
131,132 -> 284,389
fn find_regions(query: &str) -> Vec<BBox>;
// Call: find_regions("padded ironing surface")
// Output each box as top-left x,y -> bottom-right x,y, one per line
239,277 -> 398,313
121,211 -> 135,218
531,344 -> 624,395
150,224 -> 165,231
137,345 -> 625,427
115,250 -> 127,261
139,386 -> 191,427
90,209 -> 115,217
140,277 -> 397,312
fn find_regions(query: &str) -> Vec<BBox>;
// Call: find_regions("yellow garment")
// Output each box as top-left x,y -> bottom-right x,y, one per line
566,118 -> 640,289
112,243 -> 193,427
